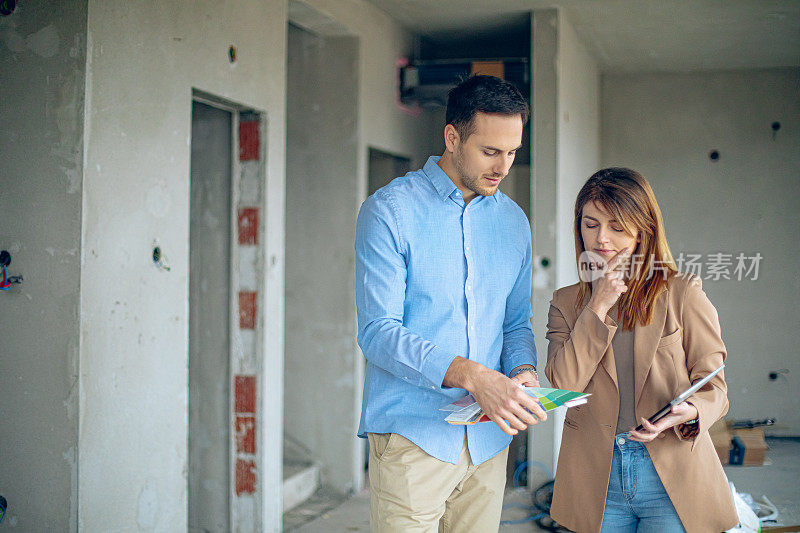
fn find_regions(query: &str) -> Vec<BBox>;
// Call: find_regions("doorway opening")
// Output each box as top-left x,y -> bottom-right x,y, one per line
367,147 -> 411,196
189,93 -> 269,531
189,100 -> 233,533
284,1 -> 361,520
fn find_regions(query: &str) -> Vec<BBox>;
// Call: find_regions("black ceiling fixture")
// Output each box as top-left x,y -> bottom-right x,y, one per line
771,121 -> 781,140
0,0 -> 16,17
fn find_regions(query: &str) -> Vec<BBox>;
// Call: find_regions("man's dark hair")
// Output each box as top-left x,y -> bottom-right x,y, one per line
445,75 -> 529,141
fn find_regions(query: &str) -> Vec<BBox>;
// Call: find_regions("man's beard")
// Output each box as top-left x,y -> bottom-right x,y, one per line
454,147 -> 501,197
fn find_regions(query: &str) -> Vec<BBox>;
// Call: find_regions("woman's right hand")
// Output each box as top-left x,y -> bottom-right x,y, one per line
587,247 -> 629,321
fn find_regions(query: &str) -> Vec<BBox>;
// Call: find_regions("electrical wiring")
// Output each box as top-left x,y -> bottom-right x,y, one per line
500,502 -> 546,525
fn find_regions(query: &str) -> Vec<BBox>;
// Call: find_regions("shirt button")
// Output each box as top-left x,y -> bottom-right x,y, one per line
470,325 -> 475,330
617,437 -> 625,445
465,246 -> 470,251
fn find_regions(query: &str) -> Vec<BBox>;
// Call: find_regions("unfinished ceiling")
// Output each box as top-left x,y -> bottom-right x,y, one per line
365,0 -> 800,72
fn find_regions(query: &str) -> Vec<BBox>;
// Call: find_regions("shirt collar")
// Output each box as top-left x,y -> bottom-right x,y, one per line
423,156 -> 458,199
422,156 -> 500,203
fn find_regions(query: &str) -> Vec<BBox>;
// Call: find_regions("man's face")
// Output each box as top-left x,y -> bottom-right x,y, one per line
451,112 -> 523,200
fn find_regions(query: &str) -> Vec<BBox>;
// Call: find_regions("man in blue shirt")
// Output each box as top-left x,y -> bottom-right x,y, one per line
355,75 -> 545,532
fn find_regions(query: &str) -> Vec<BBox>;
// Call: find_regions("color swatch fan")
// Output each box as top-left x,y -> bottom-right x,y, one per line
441,387 -> 590,425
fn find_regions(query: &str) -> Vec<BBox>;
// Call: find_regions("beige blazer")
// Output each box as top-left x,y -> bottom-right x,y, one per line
545,274 -> 738,533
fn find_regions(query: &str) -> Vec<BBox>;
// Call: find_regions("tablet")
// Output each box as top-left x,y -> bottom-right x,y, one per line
633,364 -> 725,432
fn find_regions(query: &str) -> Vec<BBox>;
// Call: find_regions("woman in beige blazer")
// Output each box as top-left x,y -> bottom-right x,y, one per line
545,167 -> 738,532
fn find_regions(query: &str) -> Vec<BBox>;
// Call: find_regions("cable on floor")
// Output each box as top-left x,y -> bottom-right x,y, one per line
500,461 -> 570,531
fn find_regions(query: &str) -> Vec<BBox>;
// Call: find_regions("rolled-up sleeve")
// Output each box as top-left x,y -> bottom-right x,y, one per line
500,223 -> 536,375
355,193 -> 457,390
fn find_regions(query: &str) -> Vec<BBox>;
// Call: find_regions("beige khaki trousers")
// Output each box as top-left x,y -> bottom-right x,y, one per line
367,432 -> 508,533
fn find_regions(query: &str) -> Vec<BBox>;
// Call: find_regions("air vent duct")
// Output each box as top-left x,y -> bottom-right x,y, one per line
400,58 -> 529,107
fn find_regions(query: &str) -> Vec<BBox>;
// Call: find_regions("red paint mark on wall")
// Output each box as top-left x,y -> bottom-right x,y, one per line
237,208 -> 259,245
235,375 -> 256,414
235,415 -> 256,454
234,378 -> 257,495
238,291 -> 257,330
235,458 -> 257,495
239,121 -> 259,161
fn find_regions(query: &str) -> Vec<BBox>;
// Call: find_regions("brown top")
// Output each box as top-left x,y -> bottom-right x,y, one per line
611,325 -> 636,433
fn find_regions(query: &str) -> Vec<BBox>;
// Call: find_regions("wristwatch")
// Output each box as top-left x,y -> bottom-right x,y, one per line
510,365 -> 537,380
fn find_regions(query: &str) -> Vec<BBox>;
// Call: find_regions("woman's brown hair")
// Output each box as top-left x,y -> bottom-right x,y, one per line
574,167 -> 676,330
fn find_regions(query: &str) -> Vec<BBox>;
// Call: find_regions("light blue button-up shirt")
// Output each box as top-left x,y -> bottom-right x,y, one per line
355,156 -> 536,465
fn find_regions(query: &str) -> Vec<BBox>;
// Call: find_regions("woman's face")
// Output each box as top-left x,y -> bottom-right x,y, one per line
580,201 -> 639,260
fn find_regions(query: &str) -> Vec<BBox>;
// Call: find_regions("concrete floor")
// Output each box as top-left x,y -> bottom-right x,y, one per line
285,437 -> 800,532
285,488 -> 549,533
723,437 -> 800,527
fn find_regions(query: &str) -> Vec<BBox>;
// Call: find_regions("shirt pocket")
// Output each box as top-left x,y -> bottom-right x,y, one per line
657,328 -> 682,348
482,244 -> 525,298
655,329 -> 690,391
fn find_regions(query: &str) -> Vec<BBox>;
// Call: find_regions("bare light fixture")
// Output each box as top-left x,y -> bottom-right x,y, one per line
771,121 -> 781,140
0,0 -> 16,16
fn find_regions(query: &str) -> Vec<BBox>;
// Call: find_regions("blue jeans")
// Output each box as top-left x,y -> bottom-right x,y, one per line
600,433 -> 686,532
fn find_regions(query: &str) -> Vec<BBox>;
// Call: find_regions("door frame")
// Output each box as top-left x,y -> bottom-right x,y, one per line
191,89 -> 275,531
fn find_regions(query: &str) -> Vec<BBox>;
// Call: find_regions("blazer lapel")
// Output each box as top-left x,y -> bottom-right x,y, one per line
633,290 -> 668,407
576,297 -> 618,391
600,333 -> 619,392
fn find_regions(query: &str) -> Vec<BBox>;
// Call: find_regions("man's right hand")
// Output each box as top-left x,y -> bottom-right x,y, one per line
443,358 -> 547,435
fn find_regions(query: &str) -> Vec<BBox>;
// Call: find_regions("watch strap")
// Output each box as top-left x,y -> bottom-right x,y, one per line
509,365 -> 537,379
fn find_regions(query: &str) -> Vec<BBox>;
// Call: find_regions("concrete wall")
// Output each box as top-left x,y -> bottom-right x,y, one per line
529,9 -> 560,483
3,0 -> 424,526
0,2 -> 87,529
602,68 -> 800,434
79,1 -> 287,530
288,0 -> 436,492
556,12 -> 600,289
551,8 -> 602,468
285,23 -> 359,493
301,0 -> 436,179
528,8 -> 601,482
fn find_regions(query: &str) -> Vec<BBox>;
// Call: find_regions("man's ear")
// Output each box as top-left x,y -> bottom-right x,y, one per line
444,124 -> 459,153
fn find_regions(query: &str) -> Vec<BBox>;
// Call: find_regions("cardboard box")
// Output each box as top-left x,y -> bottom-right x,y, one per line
710,420 -> 769,466
470,61 -> 505,79
731,427 -> 768,466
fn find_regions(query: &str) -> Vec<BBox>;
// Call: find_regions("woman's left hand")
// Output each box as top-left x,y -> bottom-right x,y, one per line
628,402 -> 699,442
